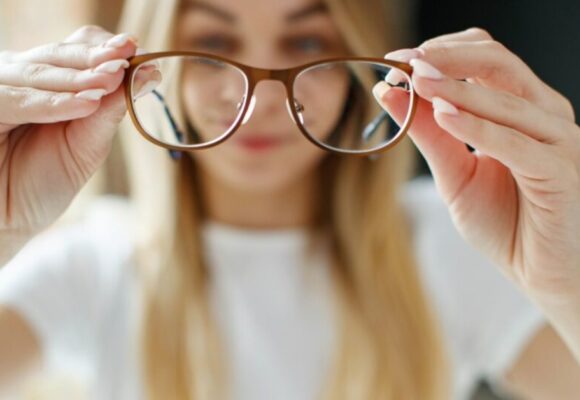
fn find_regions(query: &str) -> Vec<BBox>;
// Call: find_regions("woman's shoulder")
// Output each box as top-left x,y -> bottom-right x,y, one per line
0,195 -> 138,369
400,176 -> 546,398
0,194 -> 136,300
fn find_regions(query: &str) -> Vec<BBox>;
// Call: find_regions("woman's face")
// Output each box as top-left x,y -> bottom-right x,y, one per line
175,0 -> 350,193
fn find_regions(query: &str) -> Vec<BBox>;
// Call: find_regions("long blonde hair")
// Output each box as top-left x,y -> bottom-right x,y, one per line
116,0 -> 450,399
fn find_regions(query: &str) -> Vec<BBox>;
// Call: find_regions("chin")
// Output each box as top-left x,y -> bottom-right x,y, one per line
190,145 -> 325,195
222,166 -> 305,194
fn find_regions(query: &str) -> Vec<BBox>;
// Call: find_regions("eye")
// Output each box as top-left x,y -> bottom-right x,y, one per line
186,35 -> 238,53
286,36 -> 328,54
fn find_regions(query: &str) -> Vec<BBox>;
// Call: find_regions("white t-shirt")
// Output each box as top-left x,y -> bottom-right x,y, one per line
0,177 -> 546,400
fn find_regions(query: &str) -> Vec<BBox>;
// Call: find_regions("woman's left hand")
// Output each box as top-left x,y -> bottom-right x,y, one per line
376,28 -> 580,312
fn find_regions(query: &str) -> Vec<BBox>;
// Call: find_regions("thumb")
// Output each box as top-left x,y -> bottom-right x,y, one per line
374,82 -> 476,203
65,85 -> 128,171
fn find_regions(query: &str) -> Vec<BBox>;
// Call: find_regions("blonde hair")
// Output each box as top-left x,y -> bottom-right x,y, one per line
116,0 -> 450,399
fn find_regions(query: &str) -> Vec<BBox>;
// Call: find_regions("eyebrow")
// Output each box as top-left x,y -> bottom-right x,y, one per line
182,1 -> 328,24
286,3 -> 328,22
182,2 -> 235,23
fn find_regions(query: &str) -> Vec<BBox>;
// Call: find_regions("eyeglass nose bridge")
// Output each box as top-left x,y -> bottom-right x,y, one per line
247,67 -> 293,84
241,67 -> 303,125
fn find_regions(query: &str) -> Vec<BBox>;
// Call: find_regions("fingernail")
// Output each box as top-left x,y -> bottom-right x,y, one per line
93,59 -> 130,74
105,33 -> 134,49
432,97 -> 459,116
384,69 -> 406,86
384,48 -> 423,62
75,88 -> 107,101
410,58 -> 444,80
372,81 -> 391,102
135,80 -> 161,99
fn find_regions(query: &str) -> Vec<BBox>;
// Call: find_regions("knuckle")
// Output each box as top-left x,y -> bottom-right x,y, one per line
481,39 -> 506,53
420,37 -> 440,48
561,96 -> 576,121
571,127 -> 580,160
420,41 -> 451,59
475,41 -> 508,79
23,63 -> 47,83
466,27 -> 493,40
48,92 -> 73,110
41,42 -> 62,59
497,91 -> 527,114
102,79 -> 120,93
466,109 -> 486,137
505,128 -> 528,151
85,74 -> 118,93
76,24 -> 106,37
47,92 -> 63,109
12,87 -> 31,110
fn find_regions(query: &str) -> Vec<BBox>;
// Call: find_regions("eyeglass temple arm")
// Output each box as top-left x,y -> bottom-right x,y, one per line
363,78 -> 411,161
363,112 -> 387,162
150,89 -> 184,160
362,110 -> 389,142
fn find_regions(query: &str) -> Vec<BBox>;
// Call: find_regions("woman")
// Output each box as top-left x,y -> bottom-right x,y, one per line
0,0 -> 579,399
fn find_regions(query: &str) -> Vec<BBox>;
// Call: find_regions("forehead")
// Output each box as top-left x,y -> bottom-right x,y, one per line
180,0 -> 329,23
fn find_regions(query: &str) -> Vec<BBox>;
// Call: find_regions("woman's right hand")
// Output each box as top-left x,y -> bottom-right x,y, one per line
0,25 -> 140,239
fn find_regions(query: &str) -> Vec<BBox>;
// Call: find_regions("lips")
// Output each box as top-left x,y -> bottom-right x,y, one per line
235,135 -> 286,150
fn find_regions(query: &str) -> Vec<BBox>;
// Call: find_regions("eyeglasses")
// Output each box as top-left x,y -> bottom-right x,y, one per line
122,51 -> 417,161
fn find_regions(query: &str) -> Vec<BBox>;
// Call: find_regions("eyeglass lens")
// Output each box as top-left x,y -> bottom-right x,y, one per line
130,56 -> 413,153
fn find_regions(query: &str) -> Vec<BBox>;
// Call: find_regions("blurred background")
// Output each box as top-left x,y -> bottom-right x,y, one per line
0,0 -> 578,398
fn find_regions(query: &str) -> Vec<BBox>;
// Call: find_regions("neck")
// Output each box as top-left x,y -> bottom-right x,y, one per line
197,170 -> 320,230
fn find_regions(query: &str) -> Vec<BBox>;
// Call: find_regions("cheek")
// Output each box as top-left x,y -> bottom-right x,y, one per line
181,69 -> 247,141
293,71 -> 350,142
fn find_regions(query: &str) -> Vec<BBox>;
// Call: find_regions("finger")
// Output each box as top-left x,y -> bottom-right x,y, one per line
373,82 -> 477,204
8,41 -> 136,71
414,40 -> 572,120
409,58 -> 575,145
62,26 -> 140,61
0,85 -> 105,129
421,26 -> 493,46
62,25 -> 119,45
65,84 -> 130,164
385,27 -> 494,62
383,27 -> 491,91
419,28 -> 494,87
430,96 -> 558,180
0,60 -> 129,94
64,28 -> 151,73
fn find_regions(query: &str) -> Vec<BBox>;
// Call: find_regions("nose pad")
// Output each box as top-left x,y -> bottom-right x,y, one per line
285,98 -> 305,125
240,95 -> 257,125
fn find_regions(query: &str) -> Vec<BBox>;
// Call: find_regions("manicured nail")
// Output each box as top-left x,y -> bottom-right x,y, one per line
75,88 -> 107,101
410,58 -> 444,80
384,69 -> 406,85
93,59 -> 130,74
135,49 -> 161,69
105,33 -> 134,48
432,97 -> 459,115
384,48 -> 423,62
135,80 -> 161,99
372,81 -> 391,102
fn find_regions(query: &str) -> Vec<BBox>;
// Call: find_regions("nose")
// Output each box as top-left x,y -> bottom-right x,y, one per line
240,80 -> 295,126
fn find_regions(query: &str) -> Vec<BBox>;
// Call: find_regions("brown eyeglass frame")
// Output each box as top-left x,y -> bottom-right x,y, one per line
123,51 -> 417,159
